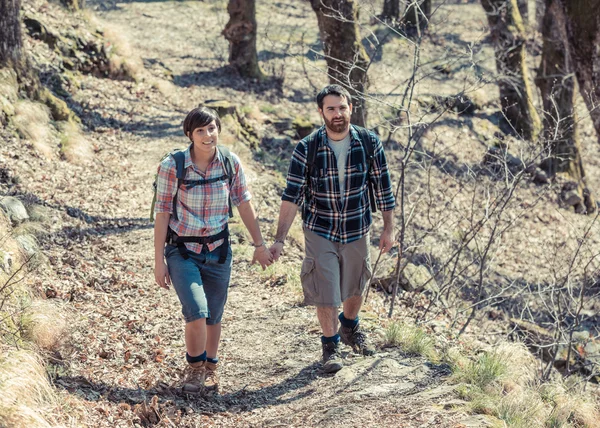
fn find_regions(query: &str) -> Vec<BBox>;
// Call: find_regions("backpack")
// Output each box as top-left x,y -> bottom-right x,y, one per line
304,125 -> 378,214
150,145 -> 235,221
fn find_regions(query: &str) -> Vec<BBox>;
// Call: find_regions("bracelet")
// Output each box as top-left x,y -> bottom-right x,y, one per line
252,241 -> 266,248
274,239 -> 285,245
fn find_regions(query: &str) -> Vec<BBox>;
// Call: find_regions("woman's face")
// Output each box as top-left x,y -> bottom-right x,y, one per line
189,120 -> 219,153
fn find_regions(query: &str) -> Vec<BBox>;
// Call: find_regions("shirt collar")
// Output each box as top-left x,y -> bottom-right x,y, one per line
183,144 -> 223,169
318,125 -> 362,147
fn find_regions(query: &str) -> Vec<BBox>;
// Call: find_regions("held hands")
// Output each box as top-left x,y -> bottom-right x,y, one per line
155,260 -> 171,289
379,228 -> 396,254
252,244 -> 273,270
268,241 -> 284,262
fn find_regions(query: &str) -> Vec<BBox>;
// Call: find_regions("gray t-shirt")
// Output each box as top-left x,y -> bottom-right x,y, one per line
327,133 -> 352,192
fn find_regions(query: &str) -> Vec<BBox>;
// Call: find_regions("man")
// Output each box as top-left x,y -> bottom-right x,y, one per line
269,85 -> 395,373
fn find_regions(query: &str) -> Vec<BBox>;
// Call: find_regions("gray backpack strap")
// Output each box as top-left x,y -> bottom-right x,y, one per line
353,125 -> 378,213
217,145 -> 235,218
171,150 -> 186,221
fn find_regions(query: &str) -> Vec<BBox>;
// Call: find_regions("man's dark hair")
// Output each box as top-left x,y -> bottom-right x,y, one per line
183,106 -> 221,140
316,84 -> 352,109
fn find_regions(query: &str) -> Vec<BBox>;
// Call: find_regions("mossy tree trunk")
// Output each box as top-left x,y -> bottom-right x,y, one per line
516,0 -> 528,22
222,0 -> 263,79
559,0 -> 600,146
381,0 -> 400,22
0,0 -> 22,68
481,0 -> 542,141
310,0 -> 369,127
404,0 -> 431,35
536,0 -> 595,213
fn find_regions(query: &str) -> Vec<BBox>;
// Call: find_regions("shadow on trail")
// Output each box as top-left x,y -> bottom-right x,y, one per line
54,362 -> 322,414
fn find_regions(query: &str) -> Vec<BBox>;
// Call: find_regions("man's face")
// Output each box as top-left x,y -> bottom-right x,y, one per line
319,95 -> 352,134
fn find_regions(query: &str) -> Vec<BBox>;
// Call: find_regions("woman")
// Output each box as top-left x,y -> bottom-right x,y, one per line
154,106 -> 272,394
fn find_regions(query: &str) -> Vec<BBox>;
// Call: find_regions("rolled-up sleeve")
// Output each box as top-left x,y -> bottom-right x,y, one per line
369,134 -> 396,211
155,157 -> 177,214
281,140 -> 308,206
229,153 -> 252,206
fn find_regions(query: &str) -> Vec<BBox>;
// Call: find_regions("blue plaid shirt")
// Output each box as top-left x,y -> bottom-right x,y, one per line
282,125 -> 395,243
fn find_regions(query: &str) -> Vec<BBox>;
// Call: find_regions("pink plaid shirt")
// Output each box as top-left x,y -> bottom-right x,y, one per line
155,146 -> 251,253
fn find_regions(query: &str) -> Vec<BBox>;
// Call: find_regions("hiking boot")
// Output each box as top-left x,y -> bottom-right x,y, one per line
339,323 -> 375,356
204,361 -> 219,393
322,341 -> 343,373
182,362 -> 205,394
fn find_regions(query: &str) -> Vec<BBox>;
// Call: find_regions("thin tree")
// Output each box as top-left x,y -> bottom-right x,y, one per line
310,0 -> 369,126
222,0 -> 263,79
558,0 -> 600,145
404,0 -> 431,35
0,0 -> 22,68
381,0 -> 400,22
60,0 -> 84,10
481,0 -> 542,140
536,0 -> 595,213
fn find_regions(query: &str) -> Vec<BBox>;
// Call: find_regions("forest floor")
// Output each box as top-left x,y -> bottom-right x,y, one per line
3,0 -> 600,427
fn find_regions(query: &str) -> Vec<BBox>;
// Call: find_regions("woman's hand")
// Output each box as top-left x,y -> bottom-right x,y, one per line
252,245 -> 273,270
155,260 -> 171,289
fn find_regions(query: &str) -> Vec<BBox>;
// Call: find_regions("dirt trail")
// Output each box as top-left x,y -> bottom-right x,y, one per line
30,1 -> 477,426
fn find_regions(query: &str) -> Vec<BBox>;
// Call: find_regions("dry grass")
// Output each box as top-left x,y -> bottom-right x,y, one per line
384,321 -> 438,360
13,101 -> 54,159
0,349 -> 58,427
21,300 -> 67,352
85,12 -> 144,81
58,120 -> 92,163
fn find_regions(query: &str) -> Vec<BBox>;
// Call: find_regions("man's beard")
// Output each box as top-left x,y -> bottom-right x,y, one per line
324,116 -> 349,133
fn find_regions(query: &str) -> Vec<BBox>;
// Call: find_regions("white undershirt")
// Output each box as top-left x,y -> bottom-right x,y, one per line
327,133 -> 352,193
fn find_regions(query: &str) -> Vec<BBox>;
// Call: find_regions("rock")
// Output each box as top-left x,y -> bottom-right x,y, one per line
273,118 -> 293,132
352,382 -> 414,399
292,117 -> 316,139
0,197 -> 29,225
0,250 -> 13,273
533,168 -> 549,184
414,384 -> 456,400
16,234 -> 40,258
204,100 -> 237,117
562,190 -> 582,207
400,263 -> 438,293
458,415 -> 499,427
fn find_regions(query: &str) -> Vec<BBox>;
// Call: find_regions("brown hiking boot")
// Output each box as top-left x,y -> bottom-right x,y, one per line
322,341 -> 343,373
339,323 -> 375,356
204,361 -> 219,393
182,362 -> 205,394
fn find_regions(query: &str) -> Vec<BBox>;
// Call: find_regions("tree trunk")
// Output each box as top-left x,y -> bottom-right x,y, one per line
481,0 -> 542,141
516,0 -> 528,22
536,0 -> 595,213
404,0 -> 431,36
60,0 -> 85,10
558,0 -> 600,145
0,0 -> 22,68
310,0 -> 369,127
381,0 -> 400,22
222,0 -> 263,79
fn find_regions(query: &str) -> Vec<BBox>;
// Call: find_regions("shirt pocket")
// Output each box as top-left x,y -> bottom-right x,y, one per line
349,162 -> 367,190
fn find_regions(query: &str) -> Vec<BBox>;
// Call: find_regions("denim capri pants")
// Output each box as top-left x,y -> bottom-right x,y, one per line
165,243 -> 232,325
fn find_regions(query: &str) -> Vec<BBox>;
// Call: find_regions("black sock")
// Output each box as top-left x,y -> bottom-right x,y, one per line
339,312 -> 359,328
321,334 -> 340,344
206,357 -> 219,364
186,351 -> 207,364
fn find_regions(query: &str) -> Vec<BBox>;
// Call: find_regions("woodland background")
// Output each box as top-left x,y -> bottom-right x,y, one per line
1,0 -> 600,426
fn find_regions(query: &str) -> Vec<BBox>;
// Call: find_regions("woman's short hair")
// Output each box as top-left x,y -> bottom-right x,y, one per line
183,106 -> 221,139
316,84 -> 352,109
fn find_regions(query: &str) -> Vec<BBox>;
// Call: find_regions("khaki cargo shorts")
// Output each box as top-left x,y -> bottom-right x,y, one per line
300,228 -> 372,307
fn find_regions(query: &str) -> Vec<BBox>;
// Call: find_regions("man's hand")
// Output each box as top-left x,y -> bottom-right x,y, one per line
252,245 -> 273,270
379,229 -> 395,254
155,260 -> 170,289
269,242 -> 284,261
